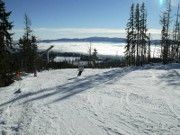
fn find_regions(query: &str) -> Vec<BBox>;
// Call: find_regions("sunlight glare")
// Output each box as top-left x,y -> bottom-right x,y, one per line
160,0 -> 164,5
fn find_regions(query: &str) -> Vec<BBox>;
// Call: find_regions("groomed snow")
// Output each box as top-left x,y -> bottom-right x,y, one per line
0,64 -> 180,135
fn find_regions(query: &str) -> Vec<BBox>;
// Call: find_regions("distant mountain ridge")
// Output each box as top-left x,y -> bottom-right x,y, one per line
39,37 -> 126,43
39,37 -> 160,44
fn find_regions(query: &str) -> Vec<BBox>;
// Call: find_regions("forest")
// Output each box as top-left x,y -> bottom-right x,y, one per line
0,0 -> 179,87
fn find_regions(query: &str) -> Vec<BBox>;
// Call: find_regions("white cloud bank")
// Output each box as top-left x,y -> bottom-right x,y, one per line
12,28 -> 161,40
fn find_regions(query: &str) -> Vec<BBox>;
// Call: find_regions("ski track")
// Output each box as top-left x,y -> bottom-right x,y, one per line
0,64 -> 180,135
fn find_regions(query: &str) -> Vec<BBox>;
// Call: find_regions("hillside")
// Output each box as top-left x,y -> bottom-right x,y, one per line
0,64 -> 180,135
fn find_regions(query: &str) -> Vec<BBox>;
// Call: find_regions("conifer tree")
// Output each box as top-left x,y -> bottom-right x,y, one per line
135,3 -> 140,65
125,3 -> 150,66
160,0 -> 172,64
0,0 -> 13,86
125,28 -> 131,65
177,23 -> 180,60
92,48 -> 98,67
125,4 -> 135,65
147,33 -> 151,63
172,4 -> 180,61
140,2 -> 148,65
19,14 -> 38,73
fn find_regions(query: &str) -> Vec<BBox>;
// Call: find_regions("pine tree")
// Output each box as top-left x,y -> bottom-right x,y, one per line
24,14 -> 32,39
147,33 -> 151,63
177,22 -> 180,60
160,12 -> 166,60
172,4 -> 180,61
88,42 -> 92,67
125,27 -> 131,65
126,4 -> 134,66
135,3 -> 140,65
0,0 -> 13,87
140,2 -> 148,65
125,3 -> 150,66
19,14 -> 38,73
160,0 -> 172,64
92,48 -> 98,67
125,4 -> 135,65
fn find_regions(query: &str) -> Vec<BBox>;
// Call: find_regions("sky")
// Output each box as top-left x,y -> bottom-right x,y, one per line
5,0 -> 180,40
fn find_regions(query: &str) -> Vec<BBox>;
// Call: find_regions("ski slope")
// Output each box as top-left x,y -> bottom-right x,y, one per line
0,64 -> 180,135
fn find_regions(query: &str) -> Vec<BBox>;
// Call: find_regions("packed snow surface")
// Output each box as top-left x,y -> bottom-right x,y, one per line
0,64 -> 180,135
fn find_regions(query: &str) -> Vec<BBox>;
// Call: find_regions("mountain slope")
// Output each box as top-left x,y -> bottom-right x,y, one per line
0,64 -> 180,135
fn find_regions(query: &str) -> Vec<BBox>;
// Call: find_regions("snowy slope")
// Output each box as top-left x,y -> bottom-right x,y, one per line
0,64 -> 180,135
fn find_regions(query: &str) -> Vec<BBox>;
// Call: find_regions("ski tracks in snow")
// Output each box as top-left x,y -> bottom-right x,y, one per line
155,69 -> 180,120
0,65 -> 180,135
0,95 -> 34,134
82,67 -> 180,135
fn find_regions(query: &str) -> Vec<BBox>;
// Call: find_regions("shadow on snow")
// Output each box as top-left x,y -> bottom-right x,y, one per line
1,64 -> 179,108
0,67 -> 134,107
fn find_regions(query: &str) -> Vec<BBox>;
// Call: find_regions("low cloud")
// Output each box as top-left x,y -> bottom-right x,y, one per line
12,28 -> 161,40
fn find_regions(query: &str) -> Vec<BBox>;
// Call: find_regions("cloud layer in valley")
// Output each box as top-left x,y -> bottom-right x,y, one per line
13,28 -> 161,40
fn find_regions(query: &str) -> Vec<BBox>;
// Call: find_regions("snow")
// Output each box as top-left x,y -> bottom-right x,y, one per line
38,42 -> 161,57
0,64 -> 180,135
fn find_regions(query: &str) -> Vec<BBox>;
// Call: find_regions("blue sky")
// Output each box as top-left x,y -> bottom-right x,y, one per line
5,0 -> 180,40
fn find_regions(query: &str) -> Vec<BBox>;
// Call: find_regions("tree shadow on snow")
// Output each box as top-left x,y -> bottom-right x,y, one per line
157,69 -> 180,88
0,67 -> 134,107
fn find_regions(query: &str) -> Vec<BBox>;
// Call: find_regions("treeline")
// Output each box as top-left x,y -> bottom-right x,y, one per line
0,0 -> 39,86
1,0 -> 180,87
125,3 -> 150,66
160,0 -> 180,64
125,0 -> 180,65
